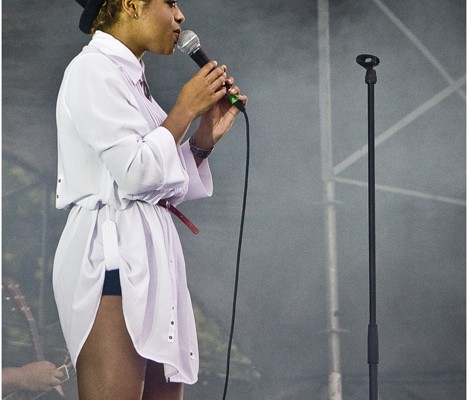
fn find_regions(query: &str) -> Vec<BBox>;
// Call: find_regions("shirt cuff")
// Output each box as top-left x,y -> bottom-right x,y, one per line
179,140 -> 213,201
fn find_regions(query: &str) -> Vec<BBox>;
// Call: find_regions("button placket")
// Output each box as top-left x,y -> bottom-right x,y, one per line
56,177 -> 62,199
168,306 -> 176,342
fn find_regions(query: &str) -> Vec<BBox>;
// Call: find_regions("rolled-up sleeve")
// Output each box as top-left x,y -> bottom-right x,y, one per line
177,141 -> 213,202
63,53 -> 187,198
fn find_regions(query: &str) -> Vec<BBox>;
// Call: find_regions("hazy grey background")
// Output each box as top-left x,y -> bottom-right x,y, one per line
3,0 -> 465,399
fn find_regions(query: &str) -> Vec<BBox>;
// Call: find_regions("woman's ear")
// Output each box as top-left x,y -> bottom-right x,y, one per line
121,0 -> 140,19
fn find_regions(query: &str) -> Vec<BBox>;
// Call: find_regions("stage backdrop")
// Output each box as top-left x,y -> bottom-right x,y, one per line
3,0 -> 465,399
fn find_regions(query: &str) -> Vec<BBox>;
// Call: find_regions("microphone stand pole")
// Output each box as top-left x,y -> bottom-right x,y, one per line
356,54 -> 380,400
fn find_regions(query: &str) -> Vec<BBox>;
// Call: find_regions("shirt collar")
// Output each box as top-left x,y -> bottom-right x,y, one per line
87,30 -> 145,84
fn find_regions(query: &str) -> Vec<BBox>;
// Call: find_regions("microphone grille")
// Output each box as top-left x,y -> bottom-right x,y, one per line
177,30 -> 201,55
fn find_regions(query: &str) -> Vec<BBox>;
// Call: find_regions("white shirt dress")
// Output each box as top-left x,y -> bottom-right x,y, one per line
53,31 -> 213,384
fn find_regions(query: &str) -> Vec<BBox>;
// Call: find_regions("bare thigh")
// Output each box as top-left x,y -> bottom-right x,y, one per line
76,296 -> 184,400
76,296 -> 146,400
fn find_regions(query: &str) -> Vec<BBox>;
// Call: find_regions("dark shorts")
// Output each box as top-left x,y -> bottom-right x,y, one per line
102,269 -> 122,296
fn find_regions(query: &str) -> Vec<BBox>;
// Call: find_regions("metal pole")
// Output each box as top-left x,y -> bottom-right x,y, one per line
367,80 -> 379,400
356,54 -> 380,400
318,1 -> 343,398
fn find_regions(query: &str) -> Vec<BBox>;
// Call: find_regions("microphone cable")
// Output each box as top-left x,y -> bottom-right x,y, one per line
222,108 -> 250,400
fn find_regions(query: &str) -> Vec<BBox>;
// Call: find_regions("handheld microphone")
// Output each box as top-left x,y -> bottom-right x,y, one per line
177,30 -> 245,112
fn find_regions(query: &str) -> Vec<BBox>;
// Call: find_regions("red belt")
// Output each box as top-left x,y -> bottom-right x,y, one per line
157,200 -> 199,235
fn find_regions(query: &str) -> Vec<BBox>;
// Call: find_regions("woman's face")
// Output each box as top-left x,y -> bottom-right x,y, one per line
136,0 -> 185,56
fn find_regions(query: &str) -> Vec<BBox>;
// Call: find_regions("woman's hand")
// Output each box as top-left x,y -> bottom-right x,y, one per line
191,75 -> 248,151
179,61 -> 231,118
162,61 -> 231,144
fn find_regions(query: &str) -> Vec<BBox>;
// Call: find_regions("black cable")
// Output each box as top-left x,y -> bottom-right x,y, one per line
221,109 -> 250,400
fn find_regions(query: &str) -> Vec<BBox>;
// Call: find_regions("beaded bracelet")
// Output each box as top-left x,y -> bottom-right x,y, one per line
189,136 -> 214,159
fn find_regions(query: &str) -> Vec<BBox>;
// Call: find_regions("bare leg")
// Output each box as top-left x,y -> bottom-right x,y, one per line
142,361 -> 184,400
77,296 -> 147,400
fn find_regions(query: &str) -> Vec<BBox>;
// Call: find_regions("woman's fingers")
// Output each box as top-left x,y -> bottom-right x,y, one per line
227,84 -> 239,96
199,62 -> 229,89
187,62 -> 247,114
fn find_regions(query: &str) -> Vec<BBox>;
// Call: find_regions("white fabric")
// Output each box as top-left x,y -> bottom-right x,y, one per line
53,31 -> 213,384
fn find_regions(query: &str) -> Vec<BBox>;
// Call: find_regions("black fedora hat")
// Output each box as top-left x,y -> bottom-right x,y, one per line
76,0 -> 105,34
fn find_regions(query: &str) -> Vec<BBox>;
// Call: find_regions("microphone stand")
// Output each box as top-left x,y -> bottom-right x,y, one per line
356,54 -> 380,400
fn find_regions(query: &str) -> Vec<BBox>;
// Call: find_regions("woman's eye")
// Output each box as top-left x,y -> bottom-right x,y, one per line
167,0 -> 177,8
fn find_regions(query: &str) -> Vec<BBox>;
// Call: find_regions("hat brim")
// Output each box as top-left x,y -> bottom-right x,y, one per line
79,0 -> 105,34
